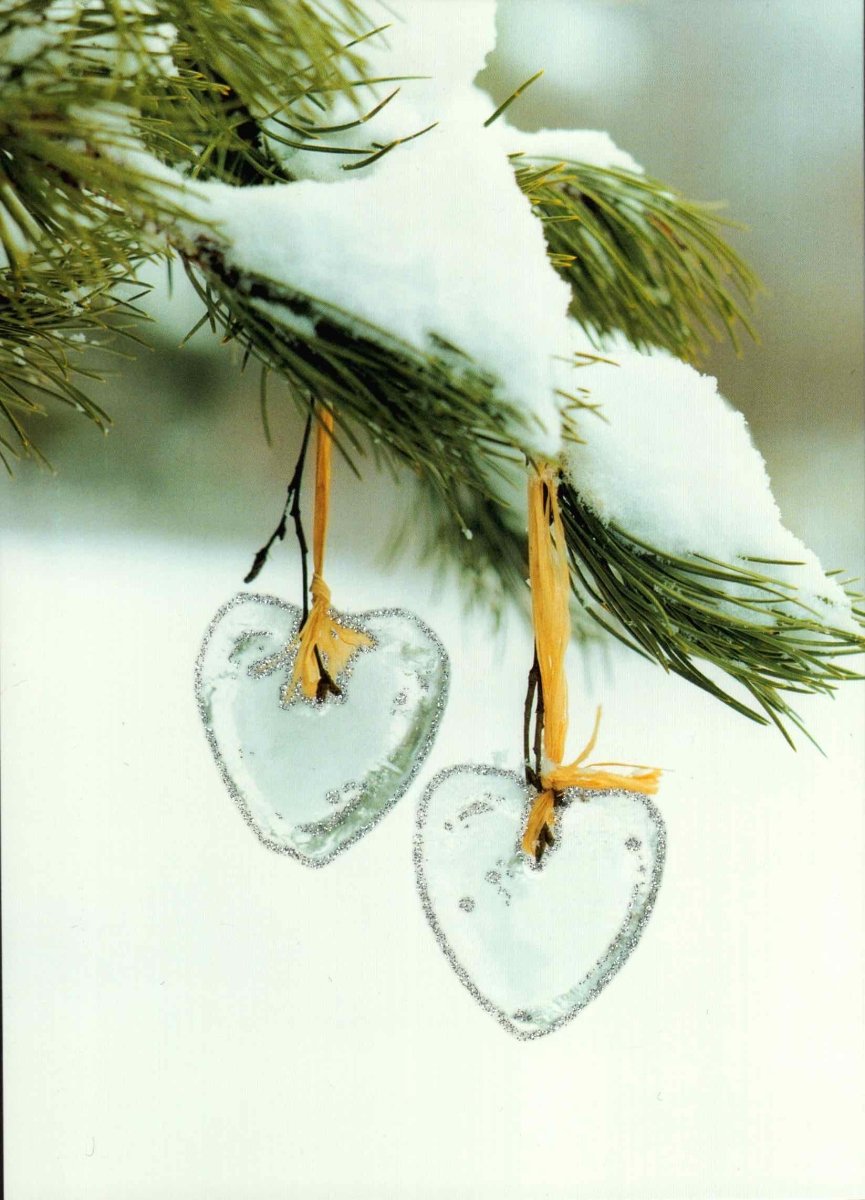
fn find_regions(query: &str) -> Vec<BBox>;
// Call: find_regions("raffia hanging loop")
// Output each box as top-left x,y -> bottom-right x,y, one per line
282,407 -> 373,703
522,464 -> 661,857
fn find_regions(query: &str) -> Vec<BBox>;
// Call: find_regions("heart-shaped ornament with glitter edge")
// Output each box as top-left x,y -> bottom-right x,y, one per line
415,766 -> 665,1038
195,408 -> 448,867
196,593 -> 448,866
415,462 -> 665,1036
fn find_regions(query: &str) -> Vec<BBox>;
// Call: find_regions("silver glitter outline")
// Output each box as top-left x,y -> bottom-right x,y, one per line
195,590 -> 450,868
414,763 -> 666,1040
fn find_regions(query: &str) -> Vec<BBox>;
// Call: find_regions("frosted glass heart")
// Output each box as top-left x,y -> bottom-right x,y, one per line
196,592 -> 448,866
415,766 -> 665,1038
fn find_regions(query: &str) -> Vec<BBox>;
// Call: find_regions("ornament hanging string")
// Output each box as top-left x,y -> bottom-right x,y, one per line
282,406 -> 373,703
522,463 -> 661,858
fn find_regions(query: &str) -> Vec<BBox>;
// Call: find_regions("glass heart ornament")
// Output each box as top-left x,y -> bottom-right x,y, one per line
415,765 -> 665,1038
196,591 -> 449,866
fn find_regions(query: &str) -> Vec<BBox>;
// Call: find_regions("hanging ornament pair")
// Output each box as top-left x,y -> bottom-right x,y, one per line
195,411 -> 665,1037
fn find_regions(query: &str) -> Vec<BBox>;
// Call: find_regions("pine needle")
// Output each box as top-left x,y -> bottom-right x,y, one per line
514,157 -> 761,361
559,480 -> 865,745
484,69 -> 545,129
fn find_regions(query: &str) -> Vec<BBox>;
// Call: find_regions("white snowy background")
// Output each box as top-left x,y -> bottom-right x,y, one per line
2,2 -> 864,1198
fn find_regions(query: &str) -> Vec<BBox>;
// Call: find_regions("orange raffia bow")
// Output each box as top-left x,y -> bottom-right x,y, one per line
282,407 -> 373,703
521,464 -> 661,857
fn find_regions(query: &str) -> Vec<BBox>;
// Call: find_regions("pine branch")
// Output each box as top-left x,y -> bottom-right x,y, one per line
514,157 -> 760,361
559,480 -> 865,745
0,3 -> 760,472
0,0 -> 395,467
179,235 -> 543,530
0,254 -> 158,469
3,7 -> 860,741
164,0 -> 386,183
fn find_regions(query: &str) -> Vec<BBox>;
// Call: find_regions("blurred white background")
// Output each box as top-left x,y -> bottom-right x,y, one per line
3,4 -> 863,1199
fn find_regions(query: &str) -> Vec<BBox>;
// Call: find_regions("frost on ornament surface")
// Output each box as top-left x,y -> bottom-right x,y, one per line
196,592 -> 448,866
415,767 -> 665,1039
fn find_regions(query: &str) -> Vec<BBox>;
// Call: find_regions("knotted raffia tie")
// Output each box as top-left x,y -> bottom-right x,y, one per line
521,464 -> 661,857
281,407 -> 373,703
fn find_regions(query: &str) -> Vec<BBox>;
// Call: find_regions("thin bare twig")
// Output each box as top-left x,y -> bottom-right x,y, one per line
243,413 -> 314,621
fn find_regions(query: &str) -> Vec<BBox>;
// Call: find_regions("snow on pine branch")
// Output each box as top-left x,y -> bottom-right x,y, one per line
176,132 -> 575,457
169,0 -> 649,458
143,0 -> 853,638
563,342 -> 859,632
234,3 -> 854,621
4,0 -> 857,666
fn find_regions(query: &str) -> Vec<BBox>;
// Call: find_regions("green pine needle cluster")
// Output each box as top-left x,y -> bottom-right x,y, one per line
390,461 -> 531,616
0,0 -> 381,466
559,483 -> 864,743
0,268 -> 146,465
514,156 -> 760,360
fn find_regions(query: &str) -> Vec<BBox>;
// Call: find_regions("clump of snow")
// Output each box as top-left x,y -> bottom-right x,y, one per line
271,0 -> 641,183
563,342 -> 857,627
168,0 -> 648,457
355,0 -> 643,181
497,128 -> 643,174
175,126 -> 576,455
364,0 -> 498,111
264,0 -> 496,181
0,19 -> 66,73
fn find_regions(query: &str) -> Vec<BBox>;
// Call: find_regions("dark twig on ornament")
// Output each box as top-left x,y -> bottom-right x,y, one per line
522,649 -> 557,862
313,645 -> 342,701
522,654 -> 541,791
244,412 -> 314,621
536,822 -> 556,864
532,657 -> 545,785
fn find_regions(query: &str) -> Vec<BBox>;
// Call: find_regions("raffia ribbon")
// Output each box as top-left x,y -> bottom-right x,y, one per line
281,407 -> 373,703
521,464 -> 661,857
